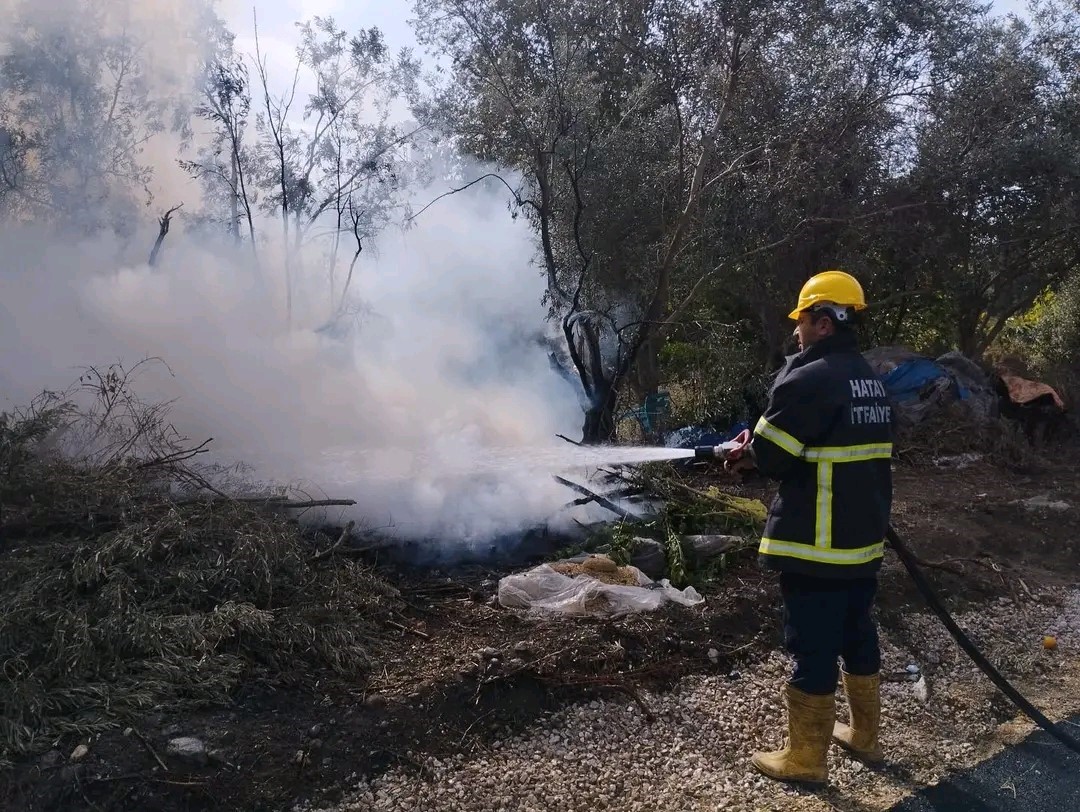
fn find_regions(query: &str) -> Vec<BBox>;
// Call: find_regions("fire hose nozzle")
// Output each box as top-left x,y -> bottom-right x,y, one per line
694,441 -> 739,461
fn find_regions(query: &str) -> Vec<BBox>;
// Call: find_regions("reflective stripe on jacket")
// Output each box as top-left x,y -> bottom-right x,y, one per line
751,331 -> 894,578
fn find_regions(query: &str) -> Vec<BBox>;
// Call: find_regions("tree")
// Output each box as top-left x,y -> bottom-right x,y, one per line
182,26 -> 259,252
249,14 -> 422,325
414,0 -> 804,442
690,1 -> 993,364
413,0 -> 987,439
879,10 -> 1080,356
0,0 -> 176,233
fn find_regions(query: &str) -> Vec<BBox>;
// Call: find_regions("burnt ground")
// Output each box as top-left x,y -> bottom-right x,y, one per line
3,453 -> 1080,812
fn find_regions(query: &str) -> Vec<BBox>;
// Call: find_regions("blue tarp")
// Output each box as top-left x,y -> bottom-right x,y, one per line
882,359 -> 949,401
883,359 -> 969,402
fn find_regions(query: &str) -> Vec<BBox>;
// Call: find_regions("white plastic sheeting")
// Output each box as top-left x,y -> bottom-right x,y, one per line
497,563 -> 704,617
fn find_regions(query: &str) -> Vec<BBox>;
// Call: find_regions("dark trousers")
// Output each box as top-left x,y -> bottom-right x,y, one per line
779,572 -> 881,695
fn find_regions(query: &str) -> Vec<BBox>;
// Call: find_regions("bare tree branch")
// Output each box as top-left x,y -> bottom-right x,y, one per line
406,172 -> 529,222
336,197 -> 366,311
253,8 -> 302,325
148,203 -> 184,267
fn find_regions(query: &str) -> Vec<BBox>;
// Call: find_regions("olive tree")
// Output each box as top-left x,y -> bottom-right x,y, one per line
414,0 -> 804,441
877,8 -> 1080,356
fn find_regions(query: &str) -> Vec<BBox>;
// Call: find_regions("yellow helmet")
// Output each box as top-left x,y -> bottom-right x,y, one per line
788,270 -> 868,321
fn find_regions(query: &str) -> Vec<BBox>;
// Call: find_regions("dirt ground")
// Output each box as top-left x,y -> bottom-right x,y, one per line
3,452 -> 1080,812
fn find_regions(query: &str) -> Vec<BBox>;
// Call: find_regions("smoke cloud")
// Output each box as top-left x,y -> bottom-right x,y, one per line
0,180 -> 606,545
0,0 -> 613,551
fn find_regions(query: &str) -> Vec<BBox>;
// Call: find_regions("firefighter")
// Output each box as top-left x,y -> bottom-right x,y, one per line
726,269 -> 894,784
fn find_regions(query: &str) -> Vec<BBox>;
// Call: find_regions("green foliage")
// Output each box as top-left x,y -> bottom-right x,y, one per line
0,0 -> 197,231
0,380 -> 399,757
568,500 -> 757,587
577,463 -> 764,583
415,0 -> 1080,399
0,400 -> 72,492
864,11 -> 1080,357
606,521 -> 637,566
638,466 -> 766,536
998,276 -> 1080,371
659,329 -> 769,427
661,525 -> 686,587
696,549 -> 735,586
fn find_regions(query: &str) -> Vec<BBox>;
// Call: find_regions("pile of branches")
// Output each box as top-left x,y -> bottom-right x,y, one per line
553,460 -> 766,586
893,404 -> 1043,472
619,463 -> 767,535
557,461 -> 766,536
0,362 -> 398,759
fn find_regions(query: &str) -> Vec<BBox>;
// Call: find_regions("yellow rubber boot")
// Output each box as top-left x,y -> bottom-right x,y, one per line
751,684 -> 835,784
832,671 -> 884,764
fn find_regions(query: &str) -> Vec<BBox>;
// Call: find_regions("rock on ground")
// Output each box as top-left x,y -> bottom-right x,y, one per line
166,736 -> 208,768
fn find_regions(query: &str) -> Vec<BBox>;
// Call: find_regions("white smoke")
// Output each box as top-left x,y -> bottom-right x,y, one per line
0,182 -> 598,543
0,0 -> 608,549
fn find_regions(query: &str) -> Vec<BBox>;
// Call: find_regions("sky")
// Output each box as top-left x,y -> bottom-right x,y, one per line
225,0 -> 1036,116
228,0 -> 422,61
229,0 -> 1034,75
227,0 -> 428,104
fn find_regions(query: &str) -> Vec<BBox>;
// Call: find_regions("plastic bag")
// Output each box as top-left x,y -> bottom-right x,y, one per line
497,563 -> 704,617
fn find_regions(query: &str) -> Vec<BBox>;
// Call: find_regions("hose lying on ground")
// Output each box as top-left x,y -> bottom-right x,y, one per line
886,526 -> 1080,756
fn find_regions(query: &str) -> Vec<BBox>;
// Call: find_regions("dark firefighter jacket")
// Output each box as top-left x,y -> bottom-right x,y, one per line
750,331 -> 894,578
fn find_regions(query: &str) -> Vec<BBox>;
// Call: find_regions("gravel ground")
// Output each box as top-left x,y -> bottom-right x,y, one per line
305,587 -> 1080,812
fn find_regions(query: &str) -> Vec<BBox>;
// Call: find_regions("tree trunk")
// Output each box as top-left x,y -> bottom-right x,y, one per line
581,381 -> 618,444
229,153 -> 240,244
633,333 -> 663,398
281,210 -> 292,327
956,310 -> 980,358
231,127 -> 257,255
886,298 -> 911,345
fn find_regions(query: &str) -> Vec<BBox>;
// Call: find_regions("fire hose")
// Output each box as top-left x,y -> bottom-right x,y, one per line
691,443 -> 1080,755
885,525 -> 1080,756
